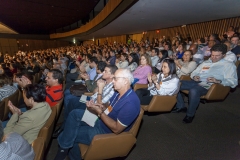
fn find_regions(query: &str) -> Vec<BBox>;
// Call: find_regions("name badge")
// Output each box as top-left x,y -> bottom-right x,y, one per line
200,66 -> 210,73
104,105 -> 113,115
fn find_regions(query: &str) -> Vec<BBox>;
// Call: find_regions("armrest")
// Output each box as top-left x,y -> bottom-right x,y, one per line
32,137 -> 45,160
180,75 -> 191,81
79,132 -> 136,160
147,95 -> 177,112
84,92 -> 94,96
133,84 -> 148,91
203,83 -> 230,100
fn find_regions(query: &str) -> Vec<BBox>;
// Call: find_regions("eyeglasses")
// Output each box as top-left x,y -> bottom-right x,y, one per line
113,77 -> 126,81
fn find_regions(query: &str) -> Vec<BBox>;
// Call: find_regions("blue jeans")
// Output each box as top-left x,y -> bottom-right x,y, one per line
176,80 -> 208,117
58,109 -> 106,160
61,97 -> 87,130
63,89 -> 78,107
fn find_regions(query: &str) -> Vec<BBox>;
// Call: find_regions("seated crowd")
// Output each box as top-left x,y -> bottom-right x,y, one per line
0,26 -> 239,159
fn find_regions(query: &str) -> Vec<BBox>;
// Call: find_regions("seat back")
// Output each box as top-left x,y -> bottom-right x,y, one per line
203,83 -> 230,100
3,89 -> 19,121
0,100 -> 5,121
32,137 -> 45,160
37,106 -> 57,148
80,109 -> 144,160
180,75 -> 191,81
54,99 -> 63,121
133,84 -> 148,91
146,95 -> 177,112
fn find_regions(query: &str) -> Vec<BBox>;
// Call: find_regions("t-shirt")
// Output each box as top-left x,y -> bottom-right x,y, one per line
46,84 -> 63,107
100,89 -> 140,133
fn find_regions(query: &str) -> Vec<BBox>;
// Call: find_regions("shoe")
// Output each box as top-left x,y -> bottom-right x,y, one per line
171,107 -> 187,113
182,115 -> 194,123
52,126 -> 63,138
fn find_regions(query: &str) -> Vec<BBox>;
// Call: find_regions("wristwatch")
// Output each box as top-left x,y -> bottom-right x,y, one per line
98,111 -> 104,118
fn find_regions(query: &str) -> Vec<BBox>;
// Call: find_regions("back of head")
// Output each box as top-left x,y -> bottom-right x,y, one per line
97,61 -> 107,72
49,69 -> 64,84
0,74 -> 12,87
24,84 -> 46,102
106,65 -> 118,75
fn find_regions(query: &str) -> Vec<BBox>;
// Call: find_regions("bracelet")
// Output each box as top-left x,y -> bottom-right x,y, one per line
97,93 -> 102,96
98,111 -> 104,118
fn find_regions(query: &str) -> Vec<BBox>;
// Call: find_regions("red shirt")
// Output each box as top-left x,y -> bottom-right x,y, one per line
46,84 -> 63,107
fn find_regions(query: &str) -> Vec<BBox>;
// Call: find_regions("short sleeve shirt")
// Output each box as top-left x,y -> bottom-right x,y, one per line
100,89 -> 140,133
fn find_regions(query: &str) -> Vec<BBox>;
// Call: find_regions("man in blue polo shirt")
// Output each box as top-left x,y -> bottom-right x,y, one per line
54,69 -> 140,160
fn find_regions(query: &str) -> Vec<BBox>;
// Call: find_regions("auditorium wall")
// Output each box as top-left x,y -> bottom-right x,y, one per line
0,38 -> 70,55
83,16 -> 240,45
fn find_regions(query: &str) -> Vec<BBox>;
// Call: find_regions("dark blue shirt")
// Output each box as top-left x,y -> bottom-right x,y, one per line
176,51 -> 184,59
100,89 -> 140,133
231,46 -> 240,55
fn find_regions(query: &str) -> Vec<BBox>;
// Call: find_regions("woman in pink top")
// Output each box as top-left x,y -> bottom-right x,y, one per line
133,53 -> 152,84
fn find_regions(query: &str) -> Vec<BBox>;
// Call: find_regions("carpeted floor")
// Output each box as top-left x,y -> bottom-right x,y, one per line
46,87 -> 240,160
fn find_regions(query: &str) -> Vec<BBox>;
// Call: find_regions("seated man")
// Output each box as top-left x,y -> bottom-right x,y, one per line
54,69 -> 140,160
17,69 -> 63,107
172,44 -> 238,123
45,69 -> 64,107
0,121 -> 35,159
52,65 -> 118,138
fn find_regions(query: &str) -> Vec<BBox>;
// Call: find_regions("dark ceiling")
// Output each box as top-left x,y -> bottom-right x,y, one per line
0,0 -> 99,34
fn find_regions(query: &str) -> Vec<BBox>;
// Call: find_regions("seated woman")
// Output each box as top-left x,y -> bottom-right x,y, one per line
153,50 -> 169,74
0,74 -> 17,102
127,53 -> 139,72
116,53 -> 129,69
4,84 -> 52,144
135,59 -> 180,105
174,50 -> 197,78
176,43 -> 186,59
133,53 -> 152,84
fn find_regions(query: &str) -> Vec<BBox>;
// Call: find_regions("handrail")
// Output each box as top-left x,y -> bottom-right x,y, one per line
50,0 -> 123,39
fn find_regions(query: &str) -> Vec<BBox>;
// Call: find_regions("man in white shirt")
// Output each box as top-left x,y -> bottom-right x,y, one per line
224,41 -> 237,63
151,48 -> 159,67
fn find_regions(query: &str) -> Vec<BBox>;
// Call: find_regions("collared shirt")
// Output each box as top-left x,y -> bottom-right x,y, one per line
224,51 -> 237,63
190,58 -> 238,89
193,49 -> 204,64
46,84 -> 63,107
87,67 -> 97,81
91,82 -> 114,103
151,55 -> 159,67
148,74 -> 180,96
99,89 -> 140,133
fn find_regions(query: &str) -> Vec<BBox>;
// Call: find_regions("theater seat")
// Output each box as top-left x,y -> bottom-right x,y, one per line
32,137 -> 45,160
180,75 -> 231,101
141,95 -> 177,112
0,100 -> 5,121
84,92 -> 94,96
54,99 -> 63,121
79,108 -> 144,160
37,106 -> 57,148
133,83 -> 148,91
2,89 -> 19,121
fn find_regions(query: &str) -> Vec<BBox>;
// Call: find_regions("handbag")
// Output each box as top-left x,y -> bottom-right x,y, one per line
70,83 -> 88,97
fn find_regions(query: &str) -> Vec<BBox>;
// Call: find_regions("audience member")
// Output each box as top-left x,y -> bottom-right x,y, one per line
135,59 -> 179,105
172,44 -> 238,123
4,84 -> 52,143
0,121 -> 35,160
133,53 -> 152,84
54,69 -> 140,160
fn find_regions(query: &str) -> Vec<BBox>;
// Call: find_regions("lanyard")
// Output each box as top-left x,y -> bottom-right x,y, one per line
110,89 -> 132,109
